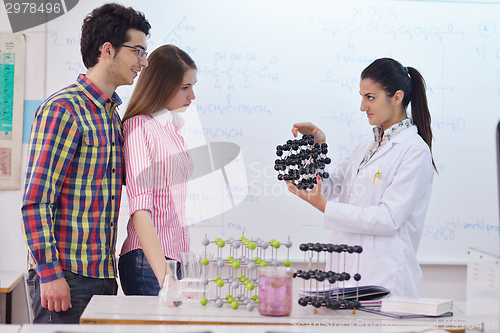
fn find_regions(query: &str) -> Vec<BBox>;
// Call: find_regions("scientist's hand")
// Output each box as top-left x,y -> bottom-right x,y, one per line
40,277 -> 72,312
286,176 -> 327,213
291,122 -> 326,144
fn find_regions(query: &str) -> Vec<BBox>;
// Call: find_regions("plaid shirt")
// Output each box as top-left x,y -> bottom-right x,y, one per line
21,74 -> 123,283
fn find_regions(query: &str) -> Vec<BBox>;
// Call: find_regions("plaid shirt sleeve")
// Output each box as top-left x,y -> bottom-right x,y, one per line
21,100 -> 80,283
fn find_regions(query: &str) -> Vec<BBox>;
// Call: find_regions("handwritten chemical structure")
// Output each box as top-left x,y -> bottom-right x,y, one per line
422,225 -> 455,241
324,20 -> 464,43
425,84 -> 455,97
315,3 -> 467,44
197,103 -> 272,116
432,117 -> 466,132
322,73 -> 360,93
321,111 -> 368,127
198,54 -> 279,91
423,217 -> 500,242
333,52 -> 377,65
181,125 -> 245,141
163,16 -> 197,54
350,130 -> 369,143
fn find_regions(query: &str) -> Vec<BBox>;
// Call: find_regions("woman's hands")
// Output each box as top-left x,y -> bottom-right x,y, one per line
287,122 -> 328,212
286,175 -> 327,213
291,122 -> 326,144
133,210 -> 167,287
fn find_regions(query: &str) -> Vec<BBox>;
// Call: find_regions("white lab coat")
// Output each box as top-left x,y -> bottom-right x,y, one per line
322,125 -> 434,297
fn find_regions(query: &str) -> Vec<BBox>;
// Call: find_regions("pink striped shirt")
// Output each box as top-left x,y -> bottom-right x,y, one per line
120,110 -> 193,261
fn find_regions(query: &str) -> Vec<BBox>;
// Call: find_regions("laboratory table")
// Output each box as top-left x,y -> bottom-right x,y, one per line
80,295 -> 474,332
0,272 -> 24,324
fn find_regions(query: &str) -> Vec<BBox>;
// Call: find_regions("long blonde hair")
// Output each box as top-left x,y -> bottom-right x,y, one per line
123,44 -> 197,122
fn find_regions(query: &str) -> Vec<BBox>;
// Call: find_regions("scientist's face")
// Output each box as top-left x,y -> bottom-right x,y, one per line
167,69 -> 197,112
107,29 -> 149,87
359,78 -> 405,132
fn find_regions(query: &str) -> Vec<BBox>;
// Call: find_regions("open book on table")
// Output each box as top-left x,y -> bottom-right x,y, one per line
299,285 -> 391,301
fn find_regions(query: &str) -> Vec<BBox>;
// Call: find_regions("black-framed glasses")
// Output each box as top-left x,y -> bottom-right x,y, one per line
121,44 -> 148,60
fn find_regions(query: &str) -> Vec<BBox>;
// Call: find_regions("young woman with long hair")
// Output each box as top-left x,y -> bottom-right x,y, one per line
118,44 -> 196,295
289,58 -> 436,297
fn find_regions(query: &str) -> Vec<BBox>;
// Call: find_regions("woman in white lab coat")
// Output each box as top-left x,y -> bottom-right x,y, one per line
288,58 -> 436,297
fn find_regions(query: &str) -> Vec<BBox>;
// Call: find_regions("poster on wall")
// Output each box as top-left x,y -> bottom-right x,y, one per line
0,33 -> 25,190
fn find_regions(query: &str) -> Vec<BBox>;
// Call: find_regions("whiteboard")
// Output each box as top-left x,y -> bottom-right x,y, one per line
42,0 -> 500,263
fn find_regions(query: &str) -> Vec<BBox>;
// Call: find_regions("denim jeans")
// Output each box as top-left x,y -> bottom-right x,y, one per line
26,269 -> 116,324
118,249 -> 181,296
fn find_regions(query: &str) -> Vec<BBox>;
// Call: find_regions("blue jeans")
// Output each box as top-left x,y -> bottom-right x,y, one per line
26,269 -> 116,324
118,249 -> 181,296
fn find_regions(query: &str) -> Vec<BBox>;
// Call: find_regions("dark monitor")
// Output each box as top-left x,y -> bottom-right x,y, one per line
497,120 -> 500,256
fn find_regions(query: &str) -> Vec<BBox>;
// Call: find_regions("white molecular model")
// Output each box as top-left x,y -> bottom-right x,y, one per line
197,234 -> 293,311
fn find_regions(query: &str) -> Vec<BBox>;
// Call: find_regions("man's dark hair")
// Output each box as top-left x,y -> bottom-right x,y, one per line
80,3 -> 151,69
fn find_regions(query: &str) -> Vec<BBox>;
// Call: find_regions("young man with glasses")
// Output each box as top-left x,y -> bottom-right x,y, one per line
21,3 -> 150,324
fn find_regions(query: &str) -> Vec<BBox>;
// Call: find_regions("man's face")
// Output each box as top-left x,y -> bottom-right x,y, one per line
107,29 -> 148,87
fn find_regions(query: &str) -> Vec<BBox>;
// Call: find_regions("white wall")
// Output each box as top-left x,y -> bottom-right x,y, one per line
0,1 -> 47,324
0,0 -> 48,274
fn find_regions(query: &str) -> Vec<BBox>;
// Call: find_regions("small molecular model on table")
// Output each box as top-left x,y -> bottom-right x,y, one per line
295,242 -> 363,313
198,234 -> 293,311
275,134 -> 331,190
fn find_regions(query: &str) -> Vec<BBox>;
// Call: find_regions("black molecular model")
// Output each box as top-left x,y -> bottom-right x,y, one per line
295,243 -> 363,311
275,134 -> 331,190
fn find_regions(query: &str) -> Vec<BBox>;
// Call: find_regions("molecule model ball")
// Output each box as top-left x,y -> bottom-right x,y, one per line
275,134 -> 331,190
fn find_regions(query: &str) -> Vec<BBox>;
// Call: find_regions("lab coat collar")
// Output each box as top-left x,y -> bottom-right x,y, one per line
390,125 -> 418,144
364,125 -> 418,166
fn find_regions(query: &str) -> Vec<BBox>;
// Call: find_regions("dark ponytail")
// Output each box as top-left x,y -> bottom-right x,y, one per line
361,58 -> 437,172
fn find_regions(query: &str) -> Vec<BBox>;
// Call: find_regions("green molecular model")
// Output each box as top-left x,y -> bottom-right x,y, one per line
197,233 -> 293,311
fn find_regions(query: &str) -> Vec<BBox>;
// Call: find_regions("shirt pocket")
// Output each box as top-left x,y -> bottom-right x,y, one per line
83,131 -> 108,147
370,175 -> 392,205
77,131 -> 109,175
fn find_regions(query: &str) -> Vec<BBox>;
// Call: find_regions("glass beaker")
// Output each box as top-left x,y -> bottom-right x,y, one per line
258,267 -> 294,316
179,252 -> 214,301
158,260 -> 183,307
